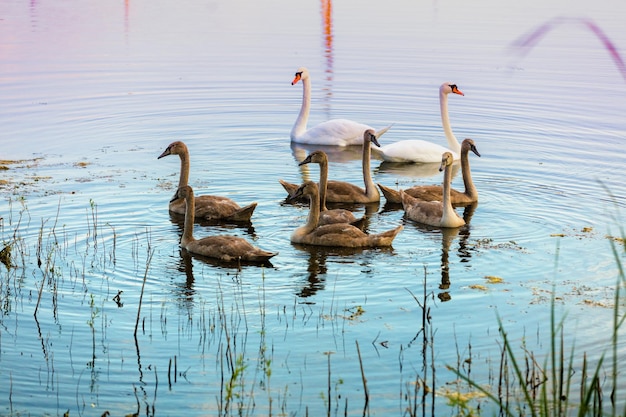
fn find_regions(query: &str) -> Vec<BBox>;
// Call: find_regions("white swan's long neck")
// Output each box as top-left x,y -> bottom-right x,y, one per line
178,150 -> 190,189
182,192 -> 196,246
460,149 -> 477,198
318,160 -> 329,211
441,163 -> 457,224
362,140 -> 379,200
291,77 -> 311,139
440,91 -> 461,154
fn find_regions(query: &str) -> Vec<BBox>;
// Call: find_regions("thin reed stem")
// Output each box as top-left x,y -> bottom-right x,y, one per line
355,340 -> 369,415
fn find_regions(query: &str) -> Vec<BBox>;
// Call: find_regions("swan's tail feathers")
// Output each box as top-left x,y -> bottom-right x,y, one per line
279,179 -> 300,198
245,249 -> 279,263
227,202 -> 258,222
375,124 -> 394,140
279,179 -> 310,204
372,224 -> 403,246
377,183 -> 402,204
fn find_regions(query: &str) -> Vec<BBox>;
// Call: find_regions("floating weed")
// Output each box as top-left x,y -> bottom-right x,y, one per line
342,305 -> 365,321
485,275 -> 505,284
469,284 -> 489,291
551,226 -> 617,241
439,387 -> 486,416
606,235 -> 625,244
0,243 -> 12,269
471,238 -> 527,252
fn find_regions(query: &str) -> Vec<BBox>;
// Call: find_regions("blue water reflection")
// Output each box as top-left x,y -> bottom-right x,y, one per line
1,0 -> 625,415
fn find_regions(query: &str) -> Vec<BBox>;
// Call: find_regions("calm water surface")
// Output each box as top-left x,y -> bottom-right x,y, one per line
1,0 -> 625,415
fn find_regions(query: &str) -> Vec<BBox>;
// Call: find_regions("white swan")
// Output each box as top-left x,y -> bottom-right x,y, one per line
173,185 -> 277,263
371,82 -> 464,163
378,138 -> 480,205
400,152 -> 466,228
290,67 -> 392,146
291,181 -> 403,248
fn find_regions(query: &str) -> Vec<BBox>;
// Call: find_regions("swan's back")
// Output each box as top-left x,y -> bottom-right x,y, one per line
319,208 -> 359,226
294,119 -> 373,146
185,235 -> 277,263
372,140 -> 458,163
169,195 -> 257,222
379,183 -> 470,205
401,192 -> 444,226
324,180 -> 372,203
292,223 -> 402,248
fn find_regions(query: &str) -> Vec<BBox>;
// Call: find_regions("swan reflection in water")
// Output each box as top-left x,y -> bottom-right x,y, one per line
171,249 -> 197,311
290,141 -> 365,164
170,248 -> 275,313
400,202 -> 477,302
168,211 -> 257,237
375,160 -> 461,180
434,203 -> 477,301
179,247 -> 275,270
292,244 -> 394,300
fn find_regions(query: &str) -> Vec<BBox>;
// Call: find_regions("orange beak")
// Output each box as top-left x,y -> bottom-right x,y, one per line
291,73 -> 302,85
452,86 -> 464,96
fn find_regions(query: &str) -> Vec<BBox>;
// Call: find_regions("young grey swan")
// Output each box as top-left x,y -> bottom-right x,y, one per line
378,138 -> 480,205
280,129 -> 381,204
291,181 -> 403,247
400,152 -> 465,228
173,185 -> 277,263
158,141 -> 257,222
296,150 -> 363,226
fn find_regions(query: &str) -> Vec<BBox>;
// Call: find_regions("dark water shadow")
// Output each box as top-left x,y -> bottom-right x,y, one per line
290,142 -> 364,164
403,203 -> 478,302
291,242 -> 394,300
180,247 -> 275,270
168,212 -> 257,238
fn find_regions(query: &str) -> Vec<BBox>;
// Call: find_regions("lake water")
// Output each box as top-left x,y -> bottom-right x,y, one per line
1,0 -> 625,415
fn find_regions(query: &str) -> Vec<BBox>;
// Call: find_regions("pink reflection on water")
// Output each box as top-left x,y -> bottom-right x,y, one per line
321,0 -> 333,79
510,16 -> 626,82
125,0 -> 130,40
320,0 -> 334,116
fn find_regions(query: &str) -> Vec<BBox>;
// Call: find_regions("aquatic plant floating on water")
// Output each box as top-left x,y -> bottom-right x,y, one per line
509,16 -> 626,82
